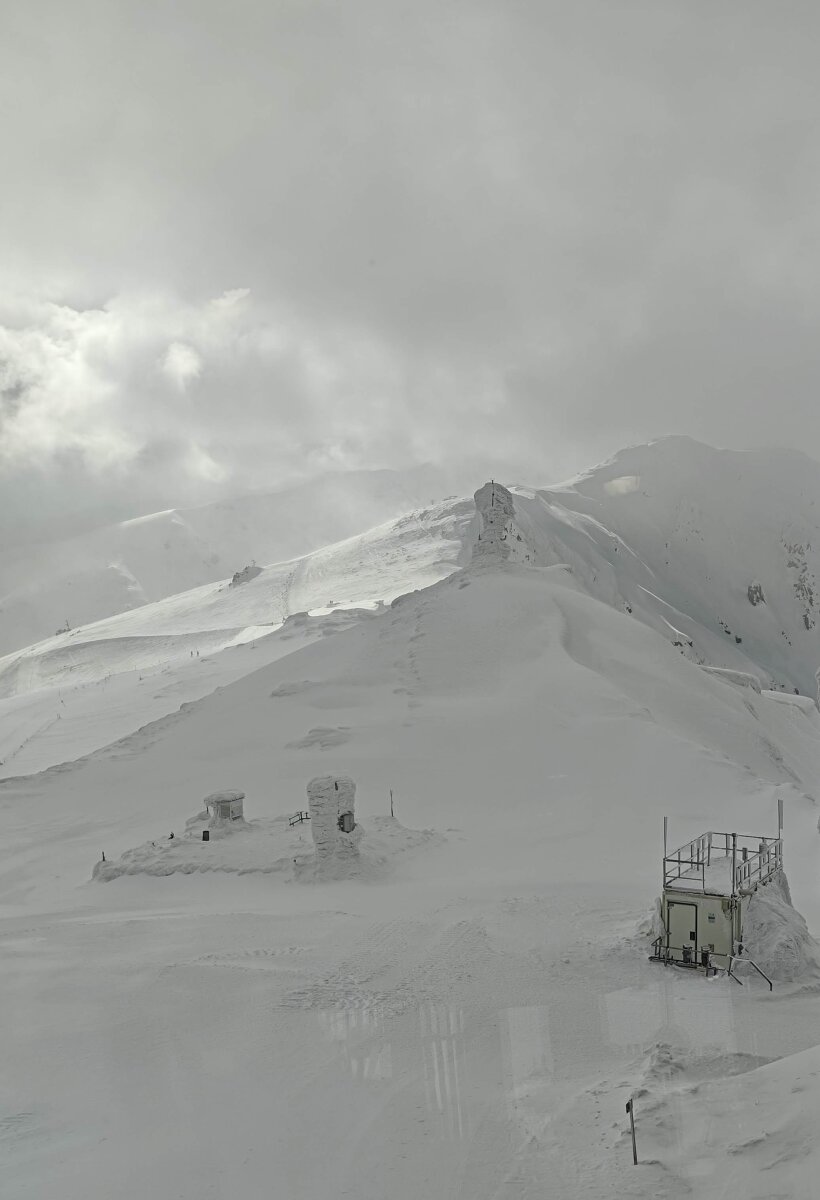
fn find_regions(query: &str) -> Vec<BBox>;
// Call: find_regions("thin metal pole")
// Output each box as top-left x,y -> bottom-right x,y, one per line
626,1098 -> 638,1164
731,832 -> 737,897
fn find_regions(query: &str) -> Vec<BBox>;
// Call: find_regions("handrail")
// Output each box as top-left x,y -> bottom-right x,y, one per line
651,941 -> 727,970
652,939 -> 773,990
663,830 -> 782,895
728,955 -> 773,991
747,960 -> 773,990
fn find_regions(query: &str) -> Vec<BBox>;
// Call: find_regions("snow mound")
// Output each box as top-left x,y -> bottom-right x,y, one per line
91,814 -> 441,883
640,1040 -> 770,1087
637,1043 -> 820,1196
740,873 -> 820,984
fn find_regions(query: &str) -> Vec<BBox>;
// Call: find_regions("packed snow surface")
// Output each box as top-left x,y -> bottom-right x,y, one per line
3,439 -> 820,1199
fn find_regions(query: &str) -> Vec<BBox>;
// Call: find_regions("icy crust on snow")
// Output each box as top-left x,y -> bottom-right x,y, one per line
91,815 -> 441,883
740,873 -> 820,984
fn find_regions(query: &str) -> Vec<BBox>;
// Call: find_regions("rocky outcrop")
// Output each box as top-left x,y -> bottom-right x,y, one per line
230,563 -> 262,587
747,581 -> 766,606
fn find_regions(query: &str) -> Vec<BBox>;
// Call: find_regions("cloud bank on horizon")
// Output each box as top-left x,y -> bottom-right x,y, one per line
3,1 -> 820,539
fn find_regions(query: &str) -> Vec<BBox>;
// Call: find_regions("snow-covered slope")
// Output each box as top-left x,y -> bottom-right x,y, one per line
0,464 -> 461,656
3,543 -> 820,1198
517,437 -> 820,697
4,441 -> 820,1199
0,494 -> 473,780
5,557 -> 819,904
9,436 -> 820,711
0,495 -> 474,753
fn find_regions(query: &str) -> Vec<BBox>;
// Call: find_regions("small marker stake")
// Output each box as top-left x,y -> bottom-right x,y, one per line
626,1097 -> 637,1164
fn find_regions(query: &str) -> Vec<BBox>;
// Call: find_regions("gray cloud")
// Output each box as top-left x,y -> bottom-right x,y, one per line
3,2 -> 820,539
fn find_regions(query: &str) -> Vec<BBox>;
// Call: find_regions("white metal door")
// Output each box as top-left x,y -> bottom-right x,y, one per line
667,901 -> 698,958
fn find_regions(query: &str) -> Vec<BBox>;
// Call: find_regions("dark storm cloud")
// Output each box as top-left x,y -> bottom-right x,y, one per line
2,1 -> 820,535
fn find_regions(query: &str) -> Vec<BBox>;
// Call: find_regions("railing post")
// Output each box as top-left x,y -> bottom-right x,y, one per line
626,1098 -> 638,1165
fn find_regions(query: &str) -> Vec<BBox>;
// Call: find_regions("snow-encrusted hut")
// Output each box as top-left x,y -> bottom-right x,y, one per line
204,790 -> 245,827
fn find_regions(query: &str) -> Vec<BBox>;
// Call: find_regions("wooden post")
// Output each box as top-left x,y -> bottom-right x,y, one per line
626,1098 -> 637,1164
390,789 -> 394,818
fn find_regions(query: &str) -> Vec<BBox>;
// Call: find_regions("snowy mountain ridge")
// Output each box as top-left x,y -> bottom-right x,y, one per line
503,436 -> 820,697
6,436 -> 820,781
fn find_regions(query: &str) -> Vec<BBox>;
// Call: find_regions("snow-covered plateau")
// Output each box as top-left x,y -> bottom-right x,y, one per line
3,437 -> 820,1199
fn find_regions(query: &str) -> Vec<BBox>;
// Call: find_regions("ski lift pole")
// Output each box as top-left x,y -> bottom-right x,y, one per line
626,1097 -> 638,1165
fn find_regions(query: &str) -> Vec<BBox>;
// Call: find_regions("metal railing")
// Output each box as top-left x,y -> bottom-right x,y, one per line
732,839 -> 782,894
663,833 -> 712,890
650,938 -> 721,975
663,831 -> 783,895
728,955 -> 774,991
650,939 -> 774,989
289,811 -> 311,827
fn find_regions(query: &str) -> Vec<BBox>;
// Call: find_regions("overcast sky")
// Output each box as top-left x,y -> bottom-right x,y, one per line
3,1 -> 820,541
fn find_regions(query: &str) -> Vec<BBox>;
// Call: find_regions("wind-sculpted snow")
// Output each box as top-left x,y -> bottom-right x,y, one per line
700,665 -> 762,692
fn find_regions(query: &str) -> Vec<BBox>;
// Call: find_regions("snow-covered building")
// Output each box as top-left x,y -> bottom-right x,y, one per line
659,829 -> 783,968
203,790 -> 245,826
